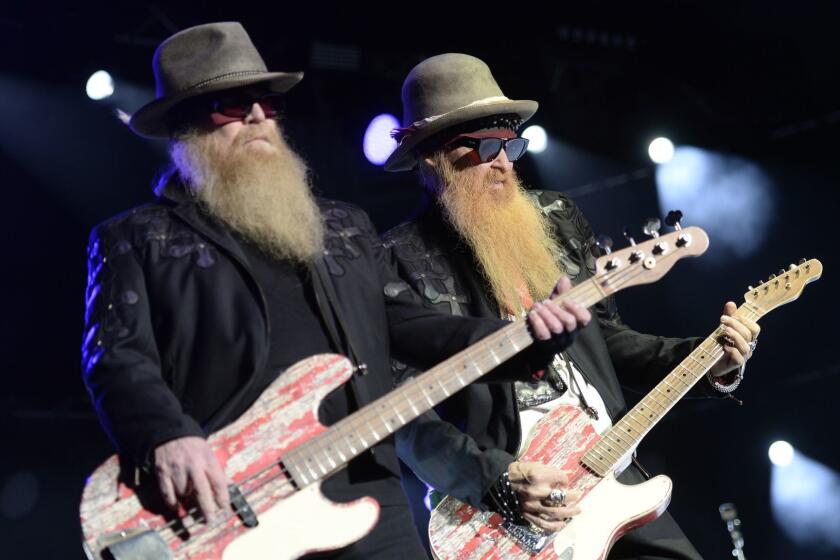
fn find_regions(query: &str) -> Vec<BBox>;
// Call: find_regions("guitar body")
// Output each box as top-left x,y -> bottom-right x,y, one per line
80,353 -> 379,560
429,405 -> 672,560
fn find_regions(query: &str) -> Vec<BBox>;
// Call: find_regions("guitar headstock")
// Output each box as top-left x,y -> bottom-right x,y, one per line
594,215 -> 709,295
744,258 -> 822,313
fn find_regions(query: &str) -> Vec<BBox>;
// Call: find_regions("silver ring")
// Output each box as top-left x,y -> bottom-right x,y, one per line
748,339 -> 758,353
548,488 -> 566,505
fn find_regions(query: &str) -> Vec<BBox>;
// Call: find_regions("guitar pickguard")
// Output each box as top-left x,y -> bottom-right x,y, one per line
429,405 -> 672,560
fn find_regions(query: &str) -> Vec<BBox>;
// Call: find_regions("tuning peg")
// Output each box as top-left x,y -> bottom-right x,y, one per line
622,226 -> 637,246
788,263 -> 797,271
799,258 -> 807,265
665,210 -> 683,230
768,274 -> 776,280
643,218 -> 661,238
596,235 -> 614,255
747,285 -> 755,291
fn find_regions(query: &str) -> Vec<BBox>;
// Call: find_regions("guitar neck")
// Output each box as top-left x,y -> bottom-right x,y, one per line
581,302 -> 765,476
280,227 -> 712,487
283,275 -> 612,486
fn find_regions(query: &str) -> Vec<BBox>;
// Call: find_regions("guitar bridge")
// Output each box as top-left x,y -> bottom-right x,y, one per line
500,519 -> 550,554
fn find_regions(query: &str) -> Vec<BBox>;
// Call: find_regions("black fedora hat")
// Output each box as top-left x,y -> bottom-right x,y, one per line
129,22 -> 303,138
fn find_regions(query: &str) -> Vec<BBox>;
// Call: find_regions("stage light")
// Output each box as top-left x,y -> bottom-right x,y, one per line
86,70 -> 114,101
363,113 -> 399,165
771,448 -> 840,550
522,125 -> 547,153
769,440 -> 794,467
648,137 -> 674,164
655,146 -> 775,261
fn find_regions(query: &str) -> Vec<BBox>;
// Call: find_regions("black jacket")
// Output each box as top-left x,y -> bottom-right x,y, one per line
386,190 -> 705,509
81,179 -> 554,479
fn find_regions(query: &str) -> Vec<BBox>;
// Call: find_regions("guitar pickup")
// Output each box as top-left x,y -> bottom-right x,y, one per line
500,519 -> 550,554
104,529 -> 173,559
229,484 -> 259,528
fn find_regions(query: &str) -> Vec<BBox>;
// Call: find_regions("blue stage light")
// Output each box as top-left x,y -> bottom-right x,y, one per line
771,446 -> 840,550
363,113 -> 399,166
769,440 -> 794,467
655,146 -> 775,261
523,125 -> 547,153
86,70 -> 114,101
648,137 -> 674,164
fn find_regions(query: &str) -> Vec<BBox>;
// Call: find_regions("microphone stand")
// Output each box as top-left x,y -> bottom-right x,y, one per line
719,502 -> 746,560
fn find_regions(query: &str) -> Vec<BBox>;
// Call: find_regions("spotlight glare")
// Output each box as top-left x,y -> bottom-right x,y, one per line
769,440 -> 795,467
363,113 -> 399,165
86,70 -> 114,101
522,125 -> 547,153
648,137 -> 674,164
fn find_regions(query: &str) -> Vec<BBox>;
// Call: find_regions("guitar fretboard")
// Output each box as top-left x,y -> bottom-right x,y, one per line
282,274 -> 619,486
581,303 -> 764,476
277,228 -> 709,488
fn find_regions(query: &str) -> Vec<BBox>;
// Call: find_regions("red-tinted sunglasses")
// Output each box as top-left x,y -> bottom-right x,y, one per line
209,93 -> 285,124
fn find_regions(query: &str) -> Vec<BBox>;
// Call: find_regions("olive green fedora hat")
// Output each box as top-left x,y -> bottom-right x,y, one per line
384,53 -> 538,172
129,22 -> 303,138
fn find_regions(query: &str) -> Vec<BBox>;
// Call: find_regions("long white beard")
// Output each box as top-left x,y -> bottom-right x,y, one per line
171,125 -> 325,263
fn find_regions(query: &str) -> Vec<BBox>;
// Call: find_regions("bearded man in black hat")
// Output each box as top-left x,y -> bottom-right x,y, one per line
80,25 -> 590,559
384,53 -> 761,559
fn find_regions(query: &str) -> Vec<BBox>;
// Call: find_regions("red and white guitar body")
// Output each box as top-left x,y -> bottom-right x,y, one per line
80,354 -> 379,560
429,405 -> 672,560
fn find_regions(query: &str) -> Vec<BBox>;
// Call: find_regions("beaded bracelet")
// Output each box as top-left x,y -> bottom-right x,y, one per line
707,363 -> 745,394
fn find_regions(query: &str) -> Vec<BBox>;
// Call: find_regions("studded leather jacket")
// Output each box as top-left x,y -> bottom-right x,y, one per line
385,190 -> 705,509
80,178 -> 557,478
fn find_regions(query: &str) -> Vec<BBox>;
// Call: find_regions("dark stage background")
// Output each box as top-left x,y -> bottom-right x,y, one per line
1,2 -> 838,558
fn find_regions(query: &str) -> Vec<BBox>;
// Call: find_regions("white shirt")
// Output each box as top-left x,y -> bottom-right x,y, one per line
517,353 -> 612,455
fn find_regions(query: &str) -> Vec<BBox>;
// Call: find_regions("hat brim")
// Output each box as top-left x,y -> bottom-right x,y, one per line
128,71 -> 304,138
383,98 -> 538,172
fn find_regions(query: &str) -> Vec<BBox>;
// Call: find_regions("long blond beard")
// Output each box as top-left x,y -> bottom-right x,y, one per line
170,123 -> 325,263
432,152 -> 564,314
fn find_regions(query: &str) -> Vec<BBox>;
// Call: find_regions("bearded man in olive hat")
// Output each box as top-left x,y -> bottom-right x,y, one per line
384,53 -> 760,558
81,24 -> 588,559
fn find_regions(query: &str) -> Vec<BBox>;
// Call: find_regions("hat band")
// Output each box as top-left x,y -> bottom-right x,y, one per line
187,69 -> 271,91
391,95 -> 513,144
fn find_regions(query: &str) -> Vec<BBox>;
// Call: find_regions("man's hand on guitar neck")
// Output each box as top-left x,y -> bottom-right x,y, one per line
708,301 -> 761,377
508,461 -> 581,532
527,276 -> 591,344
154,436 -> 231,522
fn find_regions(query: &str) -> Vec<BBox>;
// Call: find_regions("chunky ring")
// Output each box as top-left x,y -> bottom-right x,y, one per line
548,488 -> 566,505
748,339 -> 758,353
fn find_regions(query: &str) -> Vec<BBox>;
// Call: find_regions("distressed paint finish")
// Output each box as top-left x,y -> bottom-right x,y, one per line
80,353 -> 378,559
429,405 -> 670,560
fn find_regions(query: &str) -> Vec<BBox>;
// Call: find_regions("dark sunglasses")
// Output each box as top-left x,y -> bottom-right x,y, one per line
449,136 -> 530,163
210,92 -> 285,120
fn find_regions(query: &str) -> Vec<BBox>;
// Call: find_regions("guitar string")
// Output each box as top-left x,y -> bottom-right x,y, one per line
155,254 -> 657,547
286,243 -> 707,482
146,242 -> 703,548
583,305 -> 760,472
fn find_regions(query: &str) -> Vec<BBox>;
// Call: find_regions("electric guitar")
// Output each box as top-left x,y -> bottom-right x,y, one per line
79,223 -> 709,560
428,258 -> 822,560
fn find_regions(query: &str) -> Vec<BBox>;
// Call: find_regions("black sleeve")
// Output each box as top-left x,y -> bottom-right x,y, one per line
395,406 -> 514,509
358,212 -> 564,381
81,224 -> 204,468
